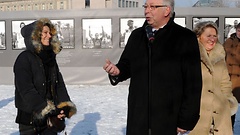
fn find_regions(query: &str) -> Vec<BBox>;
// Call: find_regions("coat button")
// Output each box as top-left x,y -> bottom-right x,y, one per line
213,111 -> 218,114
208,90 -> 213,93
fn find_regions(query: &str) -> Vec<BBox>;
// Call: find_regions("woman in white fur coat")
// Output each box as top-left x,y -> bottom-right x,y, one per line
189,21 -> 238,135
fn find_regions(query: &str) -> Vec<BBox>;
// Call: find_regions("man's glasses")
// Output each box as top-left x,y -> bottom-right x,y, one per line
142,5 -> 167,11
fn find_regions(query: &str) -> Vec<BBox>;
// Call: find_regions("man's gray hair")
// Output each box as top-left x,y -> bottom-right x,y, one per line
162,0 -> 175,17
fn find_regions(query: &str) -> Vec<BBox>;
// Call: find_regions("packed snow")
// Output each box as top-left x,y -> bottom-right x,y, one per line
0,85 -> 239,135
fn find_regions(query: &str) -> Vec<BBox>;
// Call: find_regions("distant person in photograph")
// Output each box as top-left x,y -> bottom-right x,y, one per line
14,18 -> 77,135
103,0 -> 202,134
228,20 -> 238,38
224,22 -> 240,130
55,21 -> 64,42
123,20 -> 137,45
89,26 -> 104,48
189,21 -> 238,135
0,33 -> 4,48
15,22 -> 26,49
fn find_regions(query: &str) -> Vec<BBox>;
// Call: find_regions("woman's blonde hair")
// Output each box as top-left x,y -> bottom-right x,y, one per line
193,21 -> 218,37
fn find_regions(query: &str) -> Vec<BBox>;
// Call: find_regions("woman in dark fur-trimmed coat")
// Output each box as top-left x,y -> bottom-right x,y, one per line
14,18 -> 76,135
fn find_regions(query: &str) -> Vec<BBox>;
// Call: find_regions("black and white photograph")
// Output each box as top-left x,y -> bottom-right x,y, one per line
12,20 -> 35,49
174,17 -> 186,27
0,21 -> 5,50
224,18 -> 240,40
120,18 -> 145,48
82,19 -> 112,49
119,17 -> 185,48
192,17 -> 219,29
51,19 -> 75,49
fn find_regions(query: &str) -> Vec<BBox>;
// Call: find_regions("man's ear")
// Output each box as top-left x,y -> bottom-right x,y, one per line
164,6 -> 171,17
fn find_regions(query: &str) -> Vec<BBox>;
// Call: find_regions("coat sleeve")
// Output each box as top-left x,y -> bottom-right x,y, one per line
55,65 -> 77,118
110,31 -> 134,85
220,59 -> 238,116
177,33 -> 202,130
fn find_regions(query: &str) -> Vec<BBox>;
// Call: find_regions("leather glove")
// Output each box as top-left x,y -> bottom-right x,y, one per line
32,115 -> 48,132
47,116 -> 65,132
48,106 -> 71,118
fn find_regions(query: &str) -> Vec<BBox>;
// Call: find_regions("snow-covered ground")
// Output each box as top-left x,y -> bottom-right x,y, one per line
0,85 -> 239,135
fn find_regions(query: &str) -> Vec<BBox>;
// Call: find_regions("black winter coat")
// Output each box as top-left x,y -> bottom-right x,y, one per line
110,15 -> 202,135
14,50 -> 71,125
14,18 -> 76,126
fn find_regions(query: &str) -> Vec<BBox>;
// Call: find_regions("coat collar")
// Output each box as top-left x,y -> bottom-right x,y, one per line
199,41 -> 225,74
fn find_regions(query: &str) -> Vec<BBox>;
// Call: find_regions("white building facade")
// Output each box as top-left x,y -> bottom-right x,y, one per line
0,0 -> 144,11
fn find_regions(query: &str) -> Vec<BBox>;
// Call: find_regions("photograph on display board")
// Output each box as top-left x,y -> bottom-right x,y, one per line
174,17 -> 186,27
119,17 -> 186,48
0,21 -> 5,50
12,20 -> 35,50
120,18 -> 145,48
51,19 -> 75,49
224,18 -> 240,40
192,17 -> 219,29
82,18 -> 112,49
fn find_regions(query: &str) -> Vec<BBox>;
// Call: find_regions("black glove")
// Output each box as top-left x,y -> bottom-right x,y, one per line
47,116 -> 65,132
48,106 -> 71,118
59,106 -> 71,118
32,115 -> 48,132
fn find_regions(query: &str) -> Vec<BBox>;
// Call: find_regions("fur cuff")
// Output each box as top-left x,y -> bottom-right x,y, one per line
57,101 -> 77,118
228,96 -> 239,116
35,100 -> 56,119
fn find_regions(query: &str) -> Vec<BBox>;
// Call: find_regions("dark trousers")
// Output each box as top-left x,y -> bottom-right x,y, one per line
232,114 -> 236,130
19,124 -> 57,135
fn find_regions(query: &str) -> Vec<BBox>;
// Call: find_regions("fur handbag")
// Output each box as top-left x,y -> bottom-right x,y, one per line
47,116 -> 66,132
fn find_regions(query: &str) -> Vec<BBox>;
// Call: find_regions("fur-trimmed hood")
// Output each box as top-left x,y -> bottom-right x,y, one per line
21,18 -> 61,54
199,41 -> 225,74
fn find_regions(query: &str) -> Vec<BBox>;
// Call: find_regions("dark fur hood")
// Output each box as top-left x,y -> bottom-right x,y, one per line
21,18 -> 61,54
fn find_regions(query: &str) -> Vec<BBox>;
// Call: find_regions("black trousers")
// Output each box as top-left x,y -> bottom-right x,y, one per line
232,114 -> 236,129
19,124 -> 57,135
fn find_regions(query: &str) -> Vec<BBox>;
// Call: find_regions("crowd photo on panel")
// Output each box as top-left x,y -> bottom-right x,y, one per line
2,0 -> 239,135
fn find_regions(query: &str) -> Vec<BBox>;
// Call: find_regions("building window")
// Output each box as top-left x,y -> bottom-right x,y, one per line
7,6 -> 10,11
28,5 -> 31,10
126,1 -> 128,7
49,3 -> 53,10
42,3 -> 45,10
85,0 -> 90,8
60,2 -> 64,9
136,2 -> 138,7
122,0 -> 125,7
118,0 -> 121,7
129,1 -> 132,7
34,4 -> 39,10
133,1 -> 135,7
21,5 -> 24,10
13,5 -> 17,11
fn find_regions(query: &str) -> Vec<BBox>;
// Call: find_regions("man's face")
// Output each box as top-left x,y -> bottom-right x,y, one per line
234,20 -> 238,28
144,0 -> 170,29
236,28 -> 240,39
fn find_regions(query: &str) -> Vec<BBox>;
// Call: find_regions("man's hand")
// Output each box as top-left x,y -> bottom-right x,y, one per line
177,127 -> 188,134
103,59 -> 120,76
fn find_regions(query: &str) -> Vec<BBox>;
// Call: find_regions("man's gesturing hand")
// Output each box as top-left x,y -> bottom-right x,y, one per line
103,59 -> 120,76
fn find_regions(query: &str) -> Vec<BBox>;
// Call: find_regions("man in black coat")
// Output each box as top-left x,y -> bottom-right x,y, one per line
103,0 -> 202,135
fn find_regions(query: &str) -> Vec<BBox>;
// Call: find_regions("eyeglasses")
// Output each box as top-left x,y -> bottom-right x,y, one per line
142,4 -> 167,11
